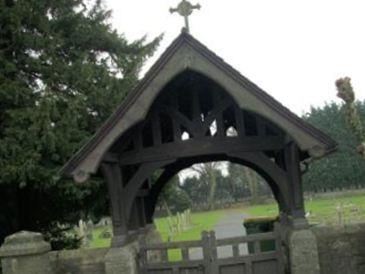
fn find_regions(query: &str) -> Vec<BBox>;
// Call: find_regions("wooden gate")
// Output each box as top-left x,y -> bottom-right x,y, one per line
138,225 -> 285,274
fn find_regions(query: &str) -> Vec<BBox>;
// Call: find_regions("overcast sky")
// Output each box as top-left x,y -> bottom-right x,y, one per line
105,0 -> 365,115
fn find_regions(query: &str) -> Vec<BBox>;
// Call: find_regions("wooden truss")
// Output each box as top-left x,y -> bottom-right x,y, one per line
100,71 -> 307,246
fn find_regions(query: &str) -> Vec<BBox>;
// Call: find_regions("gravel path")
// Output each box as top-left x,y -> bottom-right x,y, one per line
213,211 -> 249,258
190,211 -> 248,260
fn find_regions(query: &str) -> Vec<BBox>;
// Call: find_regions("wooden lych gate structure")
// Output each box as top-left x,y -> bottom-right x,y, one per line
61,31 -> 336,273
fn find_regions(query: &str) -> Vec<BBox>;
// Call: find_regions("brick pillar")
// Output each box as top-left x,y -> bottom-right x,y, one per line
0,231 -> 52,274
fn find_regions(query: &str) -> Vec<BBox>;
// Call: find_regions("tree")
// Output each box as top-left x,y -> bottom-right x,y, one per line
0,0 -> 161,247
226,163 -> 250,201
243,167 -> 260,204
158,176 -> 192,215
303,102 -> 365,191
227,163 -> 271,203
336,77 -> 365,156
181,175 -> 209,205
190,162 -> 223,209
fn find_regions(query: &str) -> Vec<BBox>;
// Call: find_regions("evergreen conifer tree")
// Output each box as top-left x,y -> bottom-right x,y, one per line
0,0 -> 161,247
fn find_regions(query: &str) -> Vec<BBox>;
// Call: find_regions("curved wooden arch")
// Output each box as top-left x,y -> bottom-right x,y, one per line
143,152 -> 290,224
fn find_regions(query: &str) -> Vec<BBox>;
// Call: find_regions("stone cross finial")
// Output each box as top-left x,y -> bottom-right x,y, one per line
170,0 -> 201,33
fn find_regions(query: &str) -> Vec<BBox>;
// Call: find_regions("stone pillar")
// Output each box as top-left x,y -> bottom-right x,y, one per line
0,231 -> 52,274
105,241 -> 139,274
288,229 -> 320,274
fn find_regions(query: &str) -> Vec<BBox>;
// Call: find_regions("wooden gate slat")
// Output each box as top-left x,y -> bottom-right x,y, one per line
246,261 -> 253,274
161,249 -> 168,262
181,247 -> 189,261
138,226 -> 285,274
232,244 -> 239,258
254,240 -> 261,254
209,231 -> 219,274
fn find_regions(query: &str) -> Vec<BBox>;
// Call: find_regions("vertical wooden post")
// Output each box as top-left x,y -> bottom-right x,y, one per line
274,222 -> 285,274
212,91 -> 224,137
256,116 -> 266,136
209,231 -> 219,274
168,93 -> 182,142
254,240 -> 261,253
285,142 -> 308,228
101,163 -> 129,247
138,196 -> 147,230
181,247 -> 189,261
201,231 -> 211,273
232,244 -> 239,257
129,199 -> 141,234
234,107 -> 245,136
274,150 -> 292,226
161,249 -> 168,262
152,111 -> 162,146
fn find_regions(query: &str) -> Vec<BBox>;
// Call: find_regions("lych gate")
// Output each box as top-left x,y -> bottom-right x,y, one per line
61,31 -> 336,273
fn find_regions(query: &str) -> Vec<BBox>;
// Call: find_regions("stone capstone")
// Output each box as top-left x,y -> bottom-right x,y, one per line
0,231 -> 52,274
0,231 -> 51,257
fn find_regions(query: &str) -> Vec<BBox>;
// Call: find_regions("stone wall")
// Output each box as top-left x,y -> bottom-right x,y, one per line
0,231 -> 139,274
50,247 -> 109,274
312,223 -> 365,274
3,224 -> 365,274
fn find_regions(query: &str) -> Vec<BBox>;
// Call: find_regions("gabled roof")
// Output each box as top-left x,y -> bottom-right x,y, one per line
60,30 -> 337,183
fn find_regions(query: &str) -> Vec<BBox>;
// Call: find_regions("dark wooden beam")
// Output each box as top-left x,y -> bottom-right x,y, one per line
159,105 -> 197,134
234,106 -> 245,136
138,189 -> 150,197
170,94 -> 182,141
102,152 -> 119,163
122,159 -> 176,223
145,161 -> 193,223
212,90 -> 225,137
118,136 -> 285,166
152,111 -> 162,146
100,163 -> 128,247
285,142 -> 306,223
256,116 -> 266,136
201,98 -> 231,134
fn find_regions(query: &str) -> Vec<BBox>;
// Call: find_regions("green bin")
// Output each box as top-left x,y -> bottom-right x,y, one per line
243,216 -> 278,253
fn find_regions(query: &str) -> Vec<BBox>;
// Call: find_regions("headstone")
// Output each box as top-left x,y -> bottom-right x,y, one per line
86,220 -> 94,243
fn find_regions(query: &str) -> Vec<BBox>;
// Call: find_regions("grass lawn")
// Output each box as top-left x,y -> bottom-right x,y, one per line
89,209 -> 225,249
155,210 -> 224,242
89,192 -> 365,251
246,194 -> 365,226
90,226 -> 112,249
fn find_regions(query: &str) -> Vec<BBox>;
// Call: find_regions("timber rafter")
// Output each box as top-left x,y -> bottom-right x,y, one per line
107,74 -> 287,168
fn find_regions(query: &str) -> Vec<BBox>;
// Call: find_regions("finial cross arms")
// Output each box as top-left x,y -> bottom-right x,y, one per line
170,0 -> 201,33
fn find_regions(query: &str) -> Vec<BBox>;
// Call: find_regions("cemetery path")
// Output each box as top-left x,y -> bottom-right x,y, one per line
190,210 -> 248,259
213,211 -> 249,258
213,211 -> 248,239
